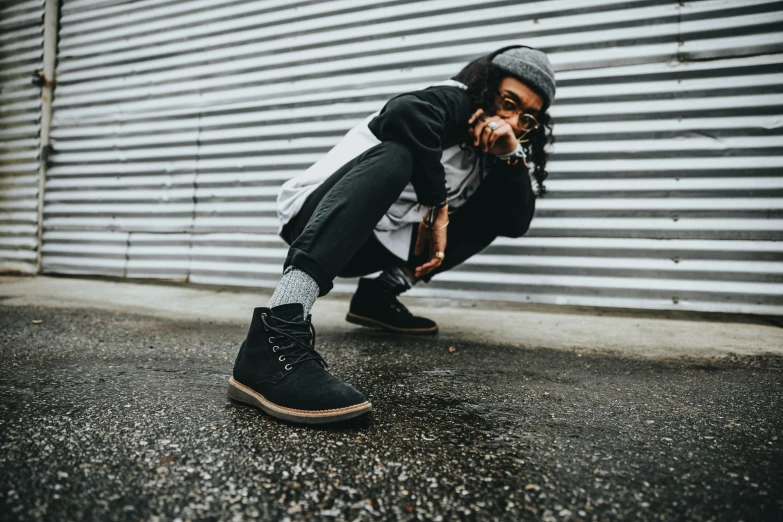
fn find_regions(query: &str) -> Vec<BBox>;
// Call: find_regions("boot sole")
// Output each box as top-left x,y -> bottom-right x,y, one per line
227,377 -> 372,424
345,312 -> 439,335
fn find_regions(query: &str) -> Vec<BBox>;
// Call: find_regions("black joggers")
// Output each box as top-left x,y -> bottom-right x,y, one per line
280,140 -> 536,296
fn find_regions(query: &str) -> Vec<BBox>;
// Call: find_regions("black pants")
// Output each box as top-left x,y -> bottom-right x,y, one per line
280,140 -> 536,296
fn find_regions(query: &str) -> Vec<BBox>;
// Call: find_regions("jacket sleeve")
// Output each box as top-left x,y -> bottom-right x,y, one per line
486,159 -> 537,238
367,88 -> 471,206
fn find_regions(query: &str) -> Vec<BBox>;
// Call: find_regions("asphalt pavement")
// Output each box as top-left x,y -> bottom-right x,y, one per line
0,277 -> 781,521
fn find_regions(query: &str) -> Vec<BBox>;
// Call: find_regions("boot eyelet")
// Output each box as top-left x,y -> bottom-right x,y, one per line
272,346 -> 279,352
269,336 -> 275,343
261,313 -> 267,318
285,364 -> 292,371
278,355 -> 286,362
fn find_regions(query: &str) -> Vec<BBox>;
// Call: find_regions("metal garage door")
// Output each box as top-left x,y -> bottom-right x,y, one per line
0,0 -> 44,274
42,0 -> 783,314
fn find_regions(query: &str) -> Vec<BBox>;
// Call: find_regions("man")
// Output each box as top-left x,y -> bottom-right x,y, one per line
228,45 -> 556,424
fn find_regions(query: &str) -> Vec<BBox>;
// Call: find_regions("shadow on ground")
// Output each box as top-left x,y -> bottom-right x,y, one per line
1,306 -> 781,521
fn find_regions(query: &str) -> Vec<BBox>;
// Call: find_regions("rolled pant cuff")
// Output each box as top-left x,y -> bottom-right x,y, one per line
284,247 -> 333,297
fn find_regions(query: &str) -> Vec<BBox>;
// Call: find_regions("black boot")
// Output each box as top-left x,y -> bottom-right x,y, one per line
346,277 -> 438,335
228,303 -> 372,424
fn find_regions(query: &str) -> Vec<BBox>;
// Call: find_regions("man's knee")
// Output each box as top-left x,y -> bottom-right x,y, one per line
377,140 -> 413,171
501,220 -> 532,238
499,205 -> 535,238
361,140 -> 413,188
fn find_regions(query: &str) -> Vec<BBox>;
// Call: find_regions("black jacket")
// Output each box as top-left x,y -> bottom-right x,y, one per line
366,84 -> 535,238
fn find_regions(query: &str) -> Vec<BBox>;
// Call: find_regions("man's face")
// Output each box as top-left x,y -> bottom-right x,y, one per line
495,77 -> 544,138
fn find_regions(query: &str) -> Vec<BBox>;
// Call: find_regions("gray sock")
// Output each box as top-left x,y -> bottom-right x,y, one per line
268,266 -> 320,316
376,265 -> 416,292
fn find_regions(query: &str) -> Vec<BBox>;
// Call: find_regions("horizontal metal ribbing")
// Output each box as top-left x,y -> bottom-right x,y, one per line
38,0 -> 783,314
0,0 -> 44,273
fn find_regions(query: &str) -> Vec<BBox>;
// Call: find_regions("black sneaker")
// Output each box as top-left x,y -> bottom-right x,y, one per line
345,277 -> 438,335
228,303 -> 372,424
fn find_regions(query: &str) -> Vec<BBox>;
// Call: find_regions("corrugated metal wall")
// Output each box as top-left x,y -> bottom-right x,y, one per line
42,0 -> 783,314
0,0 -> 44,274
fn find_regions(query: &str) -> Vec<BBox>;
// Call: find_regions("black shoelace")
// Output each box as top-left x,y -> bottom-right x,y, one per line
261,314 -> 327,370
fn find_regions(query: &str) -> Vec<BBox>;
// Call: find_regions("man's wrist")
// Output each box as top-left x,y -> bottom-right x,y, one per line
422,198 -> 449,227
496,143 -> 525,159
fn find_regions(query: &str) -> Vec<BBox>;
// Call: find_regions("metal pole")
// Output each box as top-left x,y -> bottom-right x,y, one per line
36,0 -> 59,273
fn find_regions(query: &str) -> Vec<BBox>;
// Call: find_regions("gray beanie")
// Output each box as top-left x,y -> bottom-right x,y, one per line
491,47 -> 556,110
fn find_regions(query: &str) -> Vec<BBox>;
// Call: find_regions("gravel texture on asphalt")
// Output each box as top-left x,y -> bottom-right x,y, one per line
1,305 -> 781,522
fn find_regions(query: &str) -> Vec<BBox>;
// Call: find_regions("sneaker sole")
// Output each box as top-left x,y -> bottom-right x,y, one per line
345,312 -> 439,335
227,377 -> 372,424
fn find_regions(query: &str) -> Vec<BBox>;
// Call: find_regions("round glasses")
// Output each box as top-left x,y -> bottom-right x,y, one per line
497,95 -> 541,142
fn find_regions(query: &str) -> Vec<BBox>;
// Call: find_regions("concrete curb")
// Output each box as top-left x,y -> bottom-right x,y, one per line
2,275 -> 781,359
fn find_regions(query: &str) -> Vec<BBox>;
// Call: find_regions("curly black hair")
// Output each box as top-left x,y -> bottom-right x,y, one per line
452,47 -> 555,196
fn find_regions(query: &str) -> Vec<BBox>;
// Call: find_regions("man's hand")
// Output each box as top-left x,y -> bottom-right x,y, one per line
468,108 -> 517,155
414,203 -> 448,278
